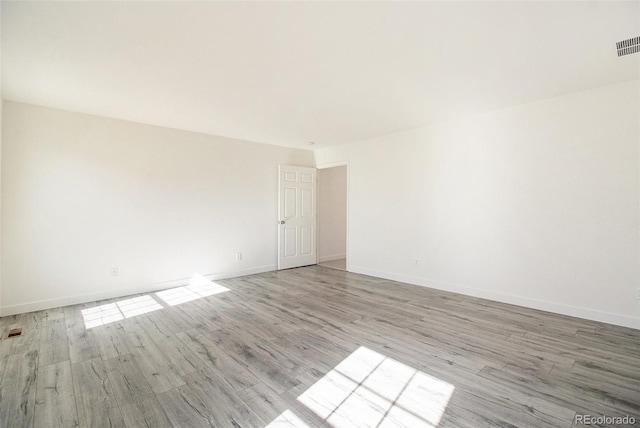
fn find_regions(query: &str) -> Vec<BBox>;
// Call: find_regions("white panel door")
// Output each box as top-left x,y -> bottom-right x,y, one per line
278,165 -> 317,269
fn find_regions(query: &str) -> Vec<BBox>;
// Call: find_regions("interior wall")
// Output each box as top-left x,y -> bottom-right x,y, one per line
0,96 -> 2,316
318,165 -> 347,263
315,80 -> 640,329
1,101 -> 314,315
0,5 -> 3,316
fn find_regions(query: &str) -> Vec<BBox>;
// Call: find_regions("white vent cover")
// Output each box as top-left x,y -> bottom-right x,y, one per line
617,36 -> 640,57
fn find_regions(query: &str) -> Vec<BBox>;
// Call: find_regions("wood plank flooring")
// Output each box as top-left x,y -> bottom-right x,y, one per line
318,259 -> 346,271
0,266 -> 638,427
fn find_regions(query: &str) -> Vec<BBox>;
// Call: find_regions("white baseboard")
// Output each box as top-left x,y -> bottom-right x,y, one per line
0,264 -> 277,317
318,254 -> 347,263
4,263 -> 638,330
349,265 -> 640,330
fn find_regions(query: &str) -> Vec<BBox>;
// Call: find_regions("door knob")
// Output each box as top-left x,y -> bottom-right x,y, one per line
278,220 -> 285,224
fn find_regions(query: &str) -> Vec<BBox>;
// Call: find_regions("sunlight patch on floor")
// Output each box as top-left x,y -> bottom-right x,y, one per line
296,346 -> 455,428
155,274 -> 229,306
81,295 -> 163,328
81,274 -> 229,329
265,410 -> 313,428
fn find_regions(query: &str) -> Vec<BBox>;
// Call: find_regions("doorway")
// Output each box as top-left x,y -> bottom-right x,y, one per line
317,163 -> 348,271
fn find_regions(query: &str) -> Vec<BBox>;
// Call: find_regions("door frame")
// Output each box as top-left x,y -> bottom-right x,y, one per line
316,160 -> 349,272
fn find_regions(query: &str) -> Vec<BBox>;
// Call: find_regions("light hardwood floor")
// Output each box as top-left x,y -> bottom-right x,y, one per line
0,266 -> 638,428
318,259 -> 346,271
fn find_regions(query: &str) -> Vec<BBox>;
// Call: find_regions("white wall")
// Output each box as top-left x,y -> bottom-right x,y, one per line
318,166 -> 347,262
315,80 -> 640,329
1,101 -> 314,315
0,5 -> 3,315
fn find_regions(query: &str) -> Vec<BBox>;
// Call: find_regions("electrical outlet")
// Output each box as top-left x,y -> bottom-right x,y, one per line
111,267 -> 119,276
235,253 -> 242,262
413,259 -> 420,267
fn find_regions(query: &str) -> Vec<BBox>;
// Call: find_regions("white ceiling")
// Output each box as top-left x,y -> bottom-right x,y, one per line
2,1 -> 639,149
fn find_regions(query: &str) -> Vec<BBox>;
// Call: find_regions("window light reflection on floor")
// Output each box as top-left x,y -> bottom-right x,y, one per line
296,346 -> 455,428
81,273 -> 229,329
155,274 -> 229,306
81,295 -> 163,329
265,409 -> 313,428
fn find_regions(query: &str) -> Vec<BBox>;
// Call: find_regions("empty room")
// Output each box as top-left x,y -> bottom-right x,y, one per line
0,1 -> 638,427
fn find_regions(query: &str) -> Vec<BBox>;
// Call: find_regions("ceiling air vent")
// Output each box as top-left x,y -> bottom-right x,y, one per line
616,36 -> 640,57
